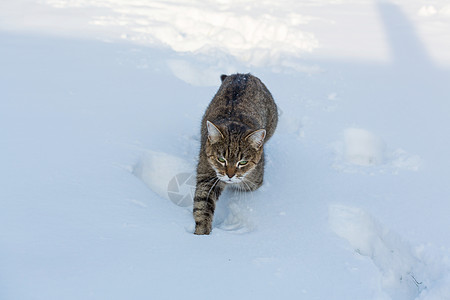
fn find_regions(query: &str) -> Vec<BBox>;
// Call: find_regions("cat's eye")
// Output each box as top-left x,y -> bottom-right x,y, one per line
217,157 -> 226,163
238,160 -> 248,166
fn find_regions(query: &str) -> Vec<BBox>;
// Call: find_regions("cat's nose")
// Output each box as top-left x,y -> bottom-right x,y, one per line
226,167 -> 236,178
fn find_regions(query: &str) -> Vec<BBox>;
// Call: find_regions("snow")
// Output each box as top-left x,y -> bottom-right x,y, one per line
330,205 -> 450,300
342,128 -> 386,167
418,5 -> 450,17
39,0 -> 320,66
133,150 -> 195,204
1,0 -> 450,299
332,128 -> 422,174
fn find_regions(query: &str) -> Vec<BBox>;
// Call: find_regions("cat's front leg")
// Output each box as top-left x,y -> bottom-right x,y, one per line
193,176 -> 225,235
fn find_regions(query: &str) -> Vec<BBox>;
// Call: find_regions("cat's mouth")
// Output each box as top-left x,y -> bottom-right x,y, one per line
218,174 -> 242,184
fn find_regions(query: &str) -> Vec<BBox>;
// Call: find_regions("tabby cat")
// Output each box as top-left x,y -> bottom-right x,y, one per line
193,73 -> 278,235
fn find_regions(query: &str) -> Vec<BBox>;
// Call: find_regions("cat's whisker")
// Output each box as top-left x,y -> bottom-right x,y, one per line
206,177 -> 218,185
235,185 -> 240,201
206,178 -> 220,201
241,181 -> 255,202
242,179 -> 253,190
239,185 -> 245,203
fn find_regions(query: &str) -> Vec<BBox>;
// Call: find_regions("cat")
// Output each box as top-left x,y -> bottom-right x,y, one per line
193,73 -> 278,235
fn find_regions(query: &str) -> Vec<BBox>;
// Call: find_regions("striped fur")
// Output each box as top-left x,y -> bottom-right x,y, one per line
193,73 -> 278,235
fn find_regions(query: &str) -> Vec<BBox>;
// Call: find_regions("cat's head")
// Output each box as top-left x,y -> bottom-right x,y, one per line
205,120 -> 265,184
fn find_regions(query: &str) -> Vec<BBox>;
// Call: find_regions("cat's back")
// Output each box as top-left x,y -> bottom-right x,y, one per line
203,73 -> 277,139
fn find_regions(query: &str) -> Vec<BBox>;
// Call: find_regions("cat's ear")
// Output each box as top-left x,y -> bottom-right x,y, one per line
220,74 -> 228,82
206,120 -> 224,144
246,129 -> 266,149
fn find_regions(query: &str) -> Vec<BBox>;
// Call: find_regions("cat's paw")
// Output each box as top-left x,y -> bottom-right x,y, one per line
194,224 -> 212,235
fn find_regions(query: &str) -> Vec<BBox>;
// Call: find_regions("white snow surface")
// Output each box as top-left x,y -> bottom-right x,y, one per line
1,0 -> 450,299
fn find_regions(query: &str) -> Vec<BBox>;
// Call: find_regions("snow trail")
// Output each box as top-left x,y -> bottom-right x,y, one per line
329,205 -> 450,300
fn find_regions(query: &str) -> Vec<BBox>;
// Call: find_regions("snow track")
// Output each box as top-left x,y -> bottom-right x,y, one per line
330,205 -> 450,300
332,128 -> 421,174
